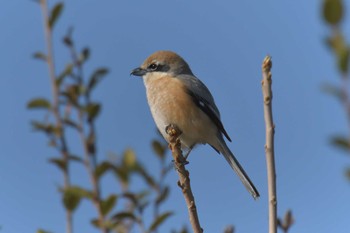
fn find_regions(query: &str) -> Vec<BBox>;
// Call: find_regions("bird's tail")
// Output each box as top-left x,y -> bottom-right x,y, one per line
216,139 -> 260,199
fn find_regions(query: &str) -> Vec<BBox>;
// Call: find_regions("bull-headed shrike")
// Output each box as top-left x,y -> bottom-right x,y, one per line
131,50 -> 259,199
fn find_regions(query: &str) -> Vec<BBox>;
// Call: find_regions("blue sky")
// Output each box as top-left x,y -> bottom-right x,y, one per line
1,0 -> 350,233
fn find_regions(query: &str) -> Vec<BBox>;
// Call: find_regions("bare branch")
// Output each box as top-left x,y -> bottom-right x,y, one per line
261,56 -> 277,233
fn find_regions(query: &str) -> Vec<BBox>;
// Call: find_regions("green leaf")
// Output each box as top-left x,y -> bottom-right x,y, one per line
62,189 -> 81,212
49,3 -> 64,29
112,212 -> 137,221
62,186 -> 93,211
27,98 -> 50,109
61,84 -> 83,107
122,192 -> 138,205
338,47 -> 350,75
95,161 -> 111,179
148,212 -> 173,232
33,52 -> 47,61
331,135 -> 350,151
155,186 -> 169,205
49,158 -> 67,172
112,166 -> 129,186
85,103 -> 101,122
323,0 -> 343,25
152,140 -> 166,159
123,149 -> 136,168
325,32 -> 346,56
87,68 -> 109,92
31,121 -> 60,135
101,194 -> 118,216
56,63 -> 73,87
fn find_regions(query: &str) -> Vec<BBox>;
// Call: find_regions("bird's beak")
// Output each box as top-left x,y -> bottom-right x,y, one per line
130,67 -> 147,77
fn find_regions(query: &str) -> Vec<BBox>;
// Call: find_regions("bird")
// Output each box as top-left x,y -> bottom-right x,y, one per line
131,50 -> 259,199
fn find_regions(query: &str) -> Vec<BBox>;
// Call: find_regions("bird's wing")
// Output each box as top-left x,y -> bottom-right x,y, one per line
177,74 -> 232,142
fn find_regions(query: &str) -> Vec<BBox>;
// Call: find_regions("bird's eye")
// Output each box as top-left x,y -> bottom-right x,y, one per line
148,63 -> 158,71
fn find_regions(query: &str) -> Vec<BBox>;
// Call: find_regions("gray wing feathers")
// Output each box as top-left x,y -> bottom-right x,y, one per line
177,74 -> 231,141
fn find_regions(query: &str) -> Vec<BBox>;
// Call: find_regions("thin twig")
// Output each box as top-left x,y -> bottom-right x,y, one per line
166,124 -> 203,233
65,41 -> 108,233
261,56 -> 277,233
40,1 -> 73,233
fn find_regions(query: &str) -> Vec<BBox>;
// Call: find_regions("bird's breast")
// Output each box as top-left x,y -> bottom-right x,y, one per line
143,74 -> 217,148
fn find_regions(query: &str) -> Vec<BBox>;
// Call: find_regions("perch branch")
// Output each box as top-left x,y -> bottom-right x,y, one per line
261,56 -> 277,233
166,124 -> 203,233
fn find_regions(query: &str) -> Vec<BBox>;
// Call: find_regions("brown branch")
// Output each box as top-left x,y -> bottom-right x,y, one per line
66,43 -> 108,232
261,56 -> 277,233
39,1 -> 73,233
166,124 -> 203,233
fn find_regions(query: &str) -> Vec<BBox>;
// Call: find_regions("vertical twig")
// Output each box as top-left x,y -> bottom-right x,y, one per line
166,124 -> 203,233
39,1 -> 73,233
261,56 -> 277,233
64,39 -> 108,233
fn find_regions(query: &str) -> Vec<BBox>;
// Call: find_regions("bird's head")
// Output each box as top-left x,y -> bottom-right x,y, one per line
131,50 -> 193,78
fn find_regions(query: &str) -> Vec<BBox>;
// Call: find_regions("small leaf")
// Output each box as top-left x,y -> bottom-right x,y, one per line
101,194 -> 117,216
284,210 -> 294,229
331,135 -> 350,151
152,140 -> 166,159
27,98 -> 50,109
338,47 -> 350,75
49,3 -> 64,29
156,186 -> 169,206
31,121 -> 60,135
56,63 -> 73,87
49,158 -> 67,172
63,27 -> 74,46
62,189 -> 81,212
112,212 -> 137,221
123,149 -> 136,168
122,192 -> 138,205
149,212 -> 173,232
85,103 -> 101,122
80,47 -> 90,63
323,0 -> 343,25
95,161 -> 111,179
112,166 -> 129,186
87,68 -> 109,92
62,186 -> 93,211
33,52 -> 47,61
325,32 -> 346,56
